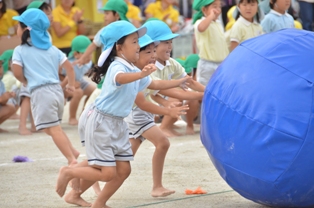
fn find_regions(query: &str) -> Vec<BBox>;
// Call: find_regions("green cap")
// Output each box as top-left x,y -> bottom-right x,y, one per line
100,0 -> 129,21
69,35 -> 91,58
0,49 -> 14,73
175,58 -> 185,67
184,54 -> 199,74
192,0 -> 214,24
27,1 -> 45,9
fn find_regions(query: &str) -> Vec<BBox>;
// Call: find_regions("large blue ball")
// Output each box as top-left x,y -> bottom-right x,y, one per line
201,29 -> 314,207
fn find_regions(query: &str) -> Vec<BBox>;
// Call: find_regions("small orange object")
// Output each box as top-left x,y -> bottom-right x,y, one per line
185,186 -> 207,195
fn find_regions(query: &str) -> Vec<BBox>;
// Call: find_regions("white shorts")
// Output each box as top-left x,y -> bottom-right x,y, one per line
125,107 -> 155,142
31,84 -> 64,130
79,104 -> 133,166
196,59 -> 221,86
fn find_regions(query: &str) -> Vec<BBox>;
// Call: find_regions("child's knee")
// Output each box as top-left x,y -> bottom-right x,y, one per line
100,167 -> 116,182
156,137 -> 170,150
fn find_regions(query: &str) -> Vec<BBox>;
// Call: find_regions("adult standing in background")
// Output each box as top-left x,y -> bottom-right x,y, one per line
0,0 -> 18,36
298,0 -> 314,31
51,0 -> 85,56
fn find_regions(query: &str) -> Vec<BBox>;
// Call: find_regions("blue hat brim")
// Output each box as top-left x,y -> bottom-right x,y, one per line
139,39 -> 159,48
155,33 -> 179,41
12,16 -> 22,22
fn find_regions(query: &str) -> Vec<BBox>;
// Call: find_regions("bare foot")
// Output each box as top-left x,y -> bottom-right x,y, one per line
0,128 -> 9,133
31,126 -> 37,133
69,118 -> 78,126
9,113 -> 20,120
68,160 -> 80,193
160,128 -> 182,138
92,182 -> 101,196
56,166 -> 72,197
19,127 -> 33,135
151,187 -> 175,197
65,191 -> 92,207
185,126 -> 195,135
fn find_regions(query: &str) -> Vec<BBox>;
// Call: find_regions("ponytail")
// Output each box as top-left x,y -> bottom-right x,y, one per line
20,22 -> 31,47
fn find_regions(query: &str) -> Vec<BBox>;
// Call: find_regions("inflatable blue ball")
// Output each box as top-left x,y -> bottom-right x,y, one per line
201,29 -> 314,207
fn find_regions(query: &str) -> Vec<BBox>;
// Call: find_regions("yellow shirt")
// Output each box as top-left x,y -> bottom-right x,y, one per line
145,1 -> 179,26
194,18 -> 229,62
0,9 -> 19,36
51,5 -> 82,48
229,16 -> 263,44
127,3 -> 142,21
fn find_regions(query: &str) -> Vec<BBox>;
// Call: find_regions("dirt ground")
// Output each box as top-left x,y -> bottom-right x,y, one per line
0,99 -> 266,208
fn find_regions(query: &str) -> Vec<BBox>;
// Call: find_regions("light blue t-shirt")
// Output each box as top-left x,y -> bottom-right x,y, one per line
94,57 -> 152,118
12,44 -> 66,92
61,58 -> 92,82
261,10 -> 294,33
93,27 -> 105,50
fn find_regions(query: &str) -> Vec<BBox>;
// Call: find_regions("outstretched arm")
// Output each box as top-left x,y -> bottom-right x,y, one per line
159,88 -> 204,101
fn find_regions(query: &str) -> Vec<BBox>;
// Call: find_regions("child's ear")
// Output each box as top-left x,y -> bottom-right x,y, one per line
116,44 -> 122,52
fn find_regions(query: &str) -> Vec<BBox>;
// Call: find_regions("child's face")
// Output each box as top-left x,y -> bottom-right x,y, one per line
104,11 -> 120,26
137,43 -> 156,69
117,32 -> 140,63
239,0 -> 258,21
203,0 -> 222,20
273,0 -> 291,13
156,40 -> 172,63
74,52 -> 91,62
43,7 -> 53,24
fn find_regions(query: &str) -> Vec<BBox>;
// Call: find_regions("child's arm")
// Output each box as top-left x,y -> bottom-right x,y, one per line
147,76 -> 191,90
230,41 -> 239,52
150,94 -> 181,108
186,79 -> 206,92
12,64 -> 27,85
74,43 -> 98,66
0,92 -> 14,105
61,60 -> 76,93
197,9 -> 218,32
116,64 -> 156,85
136,92 -> 189,119
159,88 -> 204,101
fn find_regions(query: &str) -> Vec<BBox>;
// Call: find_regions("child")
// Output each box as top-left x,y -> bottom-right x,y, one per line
55,20 -> 190,207
1,50 -> 16,91
11,9 -> 80,177
261,0 -> 294,33
0,58 -> 18,132
60,35 -> 96,125
229,0 -> 264,51
145,0 -> 180,32
193,0 -> 229,86
143,20 -> 205,137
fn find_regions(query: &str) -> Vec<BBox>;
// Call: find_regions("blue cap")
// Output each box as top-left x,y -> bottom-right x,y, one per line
98,20 -> 146,66
143,20 -> 179,41
13,8 -> 51,50
139,34 -> 159,48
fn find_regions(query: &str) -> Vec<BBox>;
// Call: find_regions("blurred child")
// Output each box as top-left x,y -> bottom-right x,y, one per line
60,35 -> 95,125
193,0 -> 229,87
55,20 -> 190,207
1,50 -> 16,92
261,0 -> 294,33
0,58 -> 18,132
11,9 -> 80,176
229,0 -> 263,51
145,0 -> 180,32
143,20 -> 205,137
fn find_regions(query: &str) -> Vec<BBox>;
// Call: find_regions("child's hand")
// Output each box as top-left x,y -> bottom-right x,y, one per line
169,104 -> 189,119
141,64 -> 156,78
164,101 -> 182,108
65,85 -> 75,94
208,8 -> 219,19
178,76 -> 192,91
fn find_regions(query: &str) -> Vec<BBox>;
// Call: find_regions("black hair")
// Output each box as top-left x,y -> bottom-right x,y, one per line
269,0 -> 276,9
140,45 -> 148,52
236,0 -> 260,23
89,36 -> 127,84
39,2 -> 51,11
20,22 -> 31,46
0,0 -> 6,14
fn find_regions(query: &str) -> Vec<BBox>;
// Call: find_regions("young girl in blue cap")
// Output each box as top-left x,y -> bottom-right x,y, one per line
11,9 -> 80,175
55,20 -> 190,207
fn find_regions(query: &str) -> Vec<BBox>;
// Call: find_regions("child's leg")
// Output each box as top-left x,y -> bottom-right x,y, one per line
185,100 -> 200,135
0,104 -> 16,132
56,162 -> 116,197
19,97 -> 33,135
92,182 -> 101,196
141,126 -> 175,197
69,88 -> 84,125
159,97 -> 182,137
44,125 -> 78,165
91,161 -> 131,208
